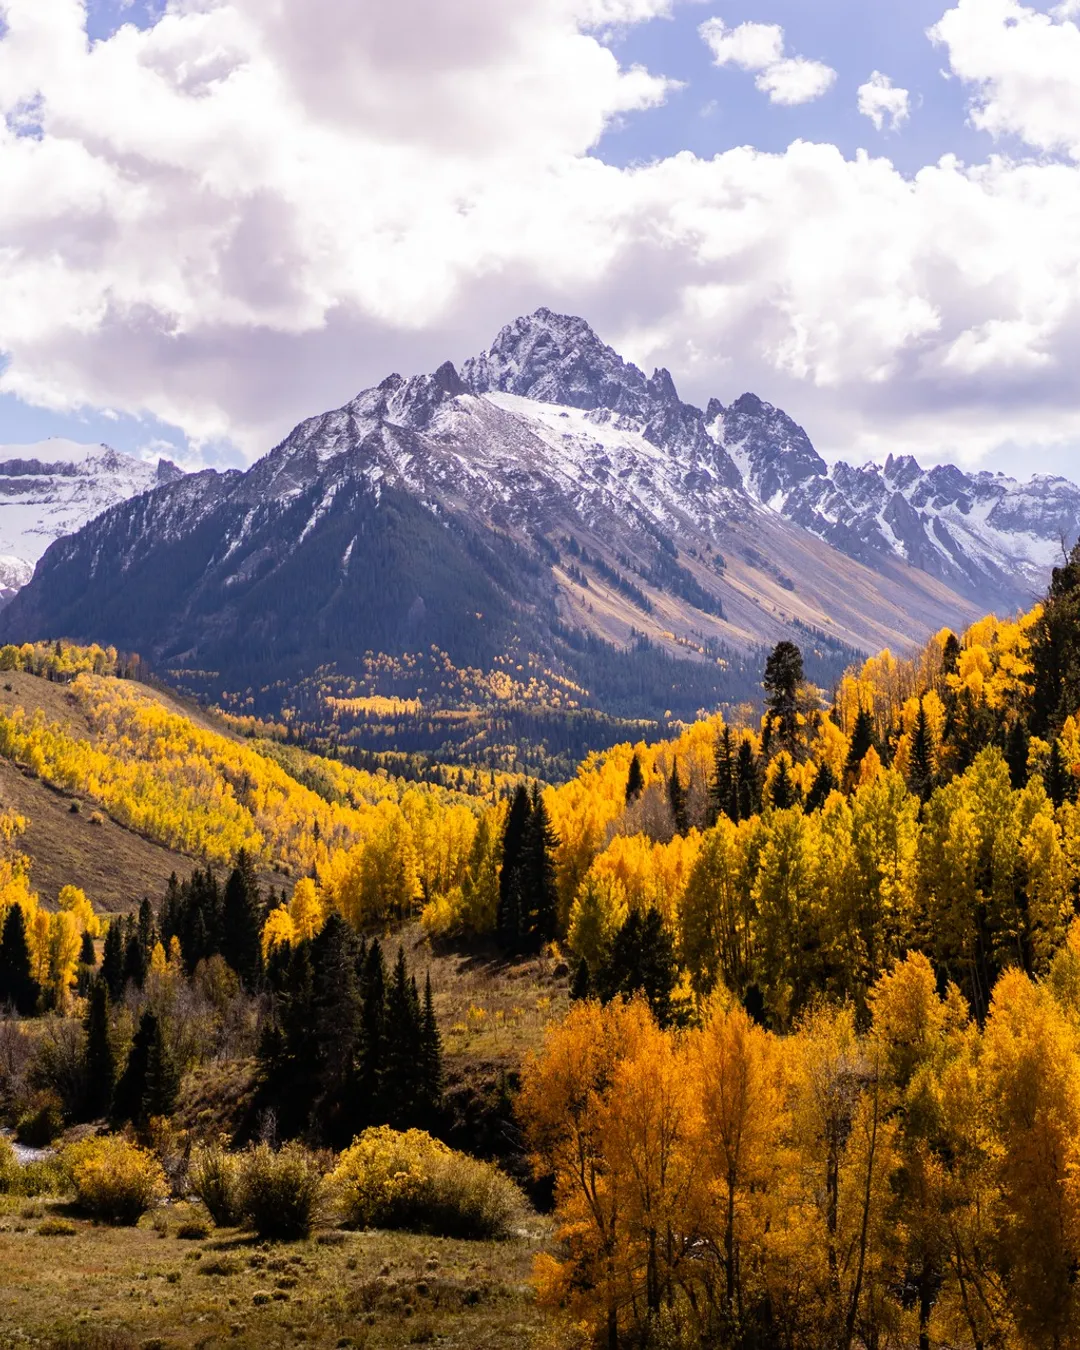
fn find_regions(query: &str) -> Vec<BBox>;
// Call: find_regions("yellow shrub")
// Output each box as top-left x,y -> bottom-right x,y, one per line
330,1126 -> 525,1239
65,1135 -> 167,1225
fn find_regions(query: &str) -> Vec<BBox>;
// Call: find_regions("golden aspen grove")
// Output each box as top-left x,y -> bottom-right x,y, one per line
7,547 -> 1080,1350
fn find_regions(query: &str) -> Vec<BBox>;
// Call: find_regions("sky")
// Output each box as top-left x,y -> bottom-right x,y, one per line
1,0 -> 1080,478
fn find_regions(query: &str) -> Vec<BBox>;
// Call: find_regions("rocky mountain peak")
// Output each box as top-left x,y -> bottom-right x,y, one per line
461,307 -> 654,415
708,392 -> 827,504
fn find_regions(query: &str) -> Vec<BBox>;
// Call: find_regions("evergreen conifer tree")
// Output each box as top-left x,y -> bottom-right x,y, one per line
123,915 -> 148,991
525,784 -> 560,947
625,753 -> 645,804
79,930 -> 96,968
357,939 -> 387,1120
0,904 -> 38,1014
909,699 -> 935,802
1030,541 -> 1080,735
668,761 -> 689,835
1044,740 -> 1074,809
82,979 -> 115,1121
770,757 -> 798,810
599,908 -> 678,1027
845,709 -> 877,784
100,920 -> 125,1002
417,972 -> 444,1125
710,726 -> 739,824
384,947 -> 423,1127
497,785 -> 531,952
763,641 -> 805,753
221,850 -> 263,988
736,739 -> 761,819
804,761 -> 836,814
144,1017 -> 180,1121
1006,719 -> 1031,790
113,1010 -> 157,1127
310,913 -> 362,1144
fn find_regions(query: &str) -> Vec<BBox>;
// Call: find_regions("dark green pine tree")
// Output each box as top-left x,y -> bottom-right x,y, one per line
0,903 -> 39,1015
112,1010 -> 158,1127
258,940 -> 317,1138
497,785 -> 531,953
1006,719 -> 1031,790
598,908 -> 679,1028
941,632 -> 961,677
769,757 -> 797,810
909,699 -> 935,802
144,1017 -> 180,1121
525,784 -> 560,948
136,897 -> 157,954
416,973 -> 444,1126
710,726 -> 739,824
570,956 -> 592,1001
100,919 -> 125,1002
123,915 -> 148,991
310,913 -> 362,1145
763,640 -> 805,754
668,760 -> 689,835
625,752 -> 645,805
221,850 -> 263,988
1044,739 -> 1075,809
736,738 -> 761,820
384,947 -> 423,1127
79,930 -> 97,968
357,938 -> 388,1123
82,979 -> 115,1121
804,761 -> 837,814
845,709 -> 877,784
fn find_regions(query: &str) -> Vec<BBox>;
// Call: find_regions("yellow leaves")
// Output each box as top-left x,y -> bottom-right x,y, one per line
288,878 -> 323,942
261,905 -> 297,959
58,884 -> 100,937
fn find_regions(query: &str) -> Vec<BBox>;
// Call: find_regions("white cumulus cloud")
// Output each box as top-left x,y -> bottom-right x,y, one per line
700,17 -> 836,105
930,0 -> 1080,160
857,72 -> 911,132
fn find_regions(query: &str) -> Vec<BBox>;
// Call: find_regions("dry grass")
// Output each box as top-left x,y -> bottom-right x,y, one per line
398,923 -> 571,1069
0,1195 -> 552,1350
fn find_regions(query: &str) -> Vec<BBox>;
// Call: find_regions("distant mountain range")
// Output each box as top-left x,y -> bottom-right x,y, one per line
0,440 -> 182,601
1,310 -> 1074,744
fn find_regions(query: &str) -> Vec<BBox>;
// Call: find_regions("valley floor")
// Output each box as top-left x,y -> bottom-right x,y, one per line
0,1194 -> 548,1350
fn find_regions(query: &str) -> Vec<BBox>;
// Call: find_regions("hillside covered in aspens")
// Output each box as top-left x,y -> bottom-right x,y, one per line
6,550 -> 1080,1349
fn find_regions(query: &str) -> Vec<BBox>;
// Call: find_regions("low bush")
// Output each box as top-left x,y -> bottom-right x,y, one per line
38,1217 -> 78,1237
188,1142 -> 242,1227
64,1135 -> 168,1225
330,1127 -> 526,1240
236,1142 -> 324,1241
0,1135 -> 19,1194
16,1094 -> 64,1147
20,1156 -> 67,1197
176,1218 -> 211,1240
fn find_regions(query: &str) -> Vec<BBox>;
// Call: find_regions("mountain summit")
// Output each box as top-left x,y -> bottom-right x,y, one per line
0,309 -> 1076,745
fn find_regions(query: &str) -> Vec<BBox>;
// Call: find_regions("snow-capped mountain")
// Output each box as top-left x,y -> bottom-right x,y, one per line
709,394 -> 1077,606
0,310 -> 1074,727
0,440 -> 183,599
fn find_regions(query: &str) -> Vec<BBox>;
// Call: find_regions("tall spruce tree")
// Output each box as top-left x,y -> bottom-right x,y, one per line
1044,739 -> 1074,809
525,784 -> 559,948
846,709 -> 877,784
357,939 -> 388,1121
763,641 -> 805,754
310,913 -> 362,1144
909,699 -> 935,802
221,850 -> 263,988
805,761 -> 836,814
736,739 -> 761,819
144,1017 -> 180,1121
417,972 -> 444,1126
100,919 -> 125,1002
1030,541 -> 1080,735
710,726 -> 739,824
1006,719 -> 1031,790
668,761 -> 689,835
0,904 -> 38,1014
384,947 -> 423,1127
82,979 -> 115,1120
113,1010 -> 157,1127
625,753 -> 645,805
497,785 -> 531,952
598,908 -> 678,1028
770,757 -> 797,810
